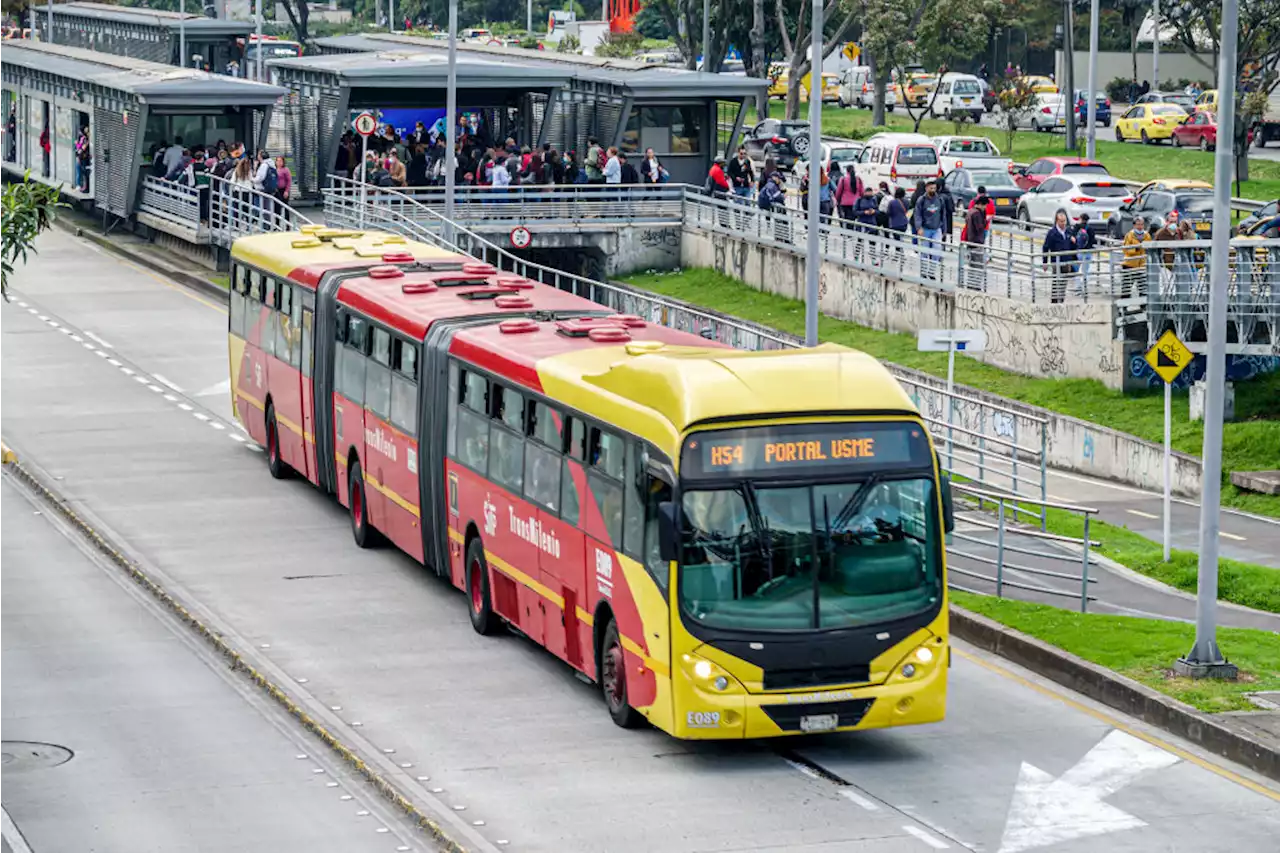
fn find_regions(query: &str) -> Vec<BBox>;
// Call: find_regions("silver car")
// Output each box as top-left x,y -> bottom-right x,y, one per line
1029,94 -> 1070,132
1016,174 -> 1132,233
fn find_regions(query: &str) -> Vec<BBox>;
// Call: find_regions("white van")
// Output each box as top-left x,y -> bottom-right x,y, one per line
855,133 -> 941,191
838,66 -> 897,110
929,73 -> 985,122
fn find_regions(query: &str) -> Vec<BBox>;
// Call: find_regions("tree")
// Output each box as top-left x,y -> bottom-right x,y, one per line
594,30 -> 645,58
915,0 -> 1000,72
995,76 -> 1038,153
860,0 -> 929,127
751,0 -> 768,119
1,172 -> 65,300
277,0 -> 311,47
773,0 -> 860,118
1104,0 -> 1150,83
556,34 -> 581,53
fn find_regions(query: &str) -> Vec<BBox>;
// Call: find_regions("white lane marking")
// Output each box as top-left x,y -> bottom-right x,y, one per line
26,307 -> 38,314
132,375 -> 149,385
95,351 -> 109,358
107,358 -> 122,367
46,320 -> 58,327
195,377 -> 231,397
246,444 -> 262,452
16,301 -> 27,307
163,394 -> 179,403
228,432 -> 246,442
152,373 -> 183,393
1,804 -> 36,853
58,327 -> 71,335
70,334 -> 83,342
783,758 -> 821,780
177,403 -> 194,412
1220,531 -> 1247,542
148,385 -> 164,393
1126,509 -> 1159,520
838,788 -> 879,811
83,331 -> 113,349
997,730 -> 1179,853
120,367 -> 135,376
904,825 -> 949,849
193,412 -> 210,422
210,422 -> 226,431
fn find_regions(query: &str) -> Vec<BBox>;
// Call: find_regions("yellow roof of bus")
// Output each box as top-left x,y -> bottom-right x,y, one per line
538,342 -> 921,456
230,229 -> 458,281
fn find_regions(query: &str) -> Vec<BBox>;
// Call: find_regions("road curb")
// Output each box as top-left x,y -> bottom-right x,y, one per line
0,439 -> 487,853
52,216 -> 230,304
951,604 -> 1280,783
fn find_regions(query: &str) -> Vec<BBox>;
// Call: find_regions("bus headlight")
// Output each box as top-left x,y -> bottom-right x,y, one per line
680,654 -> 742,693
694,660 -> 713,679
713,676 -> 729,692
915,647 -> 934,664
901,663 -> 917,678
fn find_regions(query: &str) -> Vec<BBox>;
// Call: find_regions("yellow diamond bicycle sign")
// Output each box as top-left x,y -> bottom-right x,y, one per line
1144,330 -> 1193,384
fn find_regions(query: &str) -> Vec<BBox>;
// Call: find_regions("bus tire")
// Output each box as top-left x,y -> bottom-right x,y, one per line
601,619 -> 642,729
466,538 -> 498,635
265,404 -> 289,480
348,459 -> 377,549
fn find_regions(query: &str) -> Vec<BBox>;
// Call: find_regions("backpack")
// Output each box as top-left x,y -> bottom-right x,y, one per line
596,146 -> 608,172
262,163 -> 278,194
966,206 -> 986,240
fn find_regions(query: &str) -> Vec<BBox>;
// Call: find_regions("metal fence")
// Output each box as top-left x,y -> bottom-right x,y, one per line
136,173 -> 313,248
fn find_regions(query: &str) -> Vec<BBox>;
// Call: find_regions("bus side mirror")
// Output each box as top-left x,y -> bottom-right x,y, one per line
941,476 -> 956,533
658,500 -> 678,561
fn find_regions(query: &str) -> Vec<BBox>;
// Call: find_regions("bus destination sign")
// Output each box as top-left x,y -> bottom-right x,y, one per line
683,423 -> 929,478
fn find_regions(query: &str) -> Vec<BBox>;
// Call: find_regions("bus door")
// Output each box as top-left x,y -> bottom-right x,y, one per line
527,409 -> 584,669
298,292 -> 317,484
273,279 -> 308,478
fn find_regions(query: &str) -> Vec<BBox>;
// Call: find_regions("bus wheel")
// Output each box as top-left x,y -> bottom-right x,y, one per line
348,460 -> 376,549
601,619 -> 642,729
466,538 -> 498,635
265,405 -> 289,480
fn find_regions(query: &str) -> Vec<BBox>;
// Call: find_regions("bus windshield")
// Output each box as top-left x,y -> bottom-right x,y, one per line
677,422 -> 943,632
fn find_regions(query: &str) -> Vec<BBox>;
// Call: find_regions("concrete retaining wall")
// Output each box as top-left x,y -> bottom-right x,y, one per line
682,227 -> 1129,390
609,275 -> 1203,497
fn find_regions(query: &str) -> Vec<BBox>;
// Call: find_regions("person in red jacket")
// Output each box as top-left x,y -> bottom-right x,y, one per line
706,156 -> 730,199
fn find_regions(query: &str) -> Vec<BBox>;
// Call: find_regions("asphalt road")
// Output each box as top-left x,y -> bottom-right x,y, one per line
0,476 -> 421,853
3,229 -> 1279,852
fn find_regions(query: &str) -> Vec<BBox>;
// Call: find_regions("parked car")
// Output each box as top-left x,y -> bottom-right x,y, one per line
1170,111 -> 1254,150
1017,174 -> 1132,233
1072,90 -> 1112,126
838,66 -> 898,110
743,118 -> 812,170
980,78 -> 998,112
793,142 -> 833,177
943,167 -> 1025,214
1134,91 -> 1197,111
1195,89 -> 1219,113
898,72 -> 939,107
828,143 -> 865,176
1029,93 -> 1070,132
1234,198 -> 1280,236
1013,156 -> 1109,191
1107,187 -> 1215,238
1114,103 -> 1188,144
854,132 -> 941,191
1014,74 -> 1058,94
932,136 -> 1012,172
929,73 -> 986,122
1133,179 -> 1212,196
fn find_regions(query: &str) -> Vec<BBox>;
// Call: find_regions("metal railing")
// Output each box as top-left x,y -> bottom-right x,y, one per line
333,182 -> 687,227
136,172 -> 313,248
947,482 -> 1099,612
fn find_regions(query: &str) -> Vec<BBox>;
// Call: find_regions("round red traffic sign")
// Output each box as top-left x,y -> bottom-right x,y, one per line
354,112 -> 378,137
510,226 -> 532,249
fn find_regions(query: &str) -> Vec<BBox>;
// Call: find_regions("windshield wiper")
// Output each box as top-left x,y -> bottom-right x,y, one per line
832,473 -> 883,531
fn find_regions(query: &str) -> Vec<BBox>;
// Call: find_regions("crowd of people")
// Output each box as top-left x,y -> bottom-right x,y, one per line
149,137 -> 293,223
334,117 -> 673,191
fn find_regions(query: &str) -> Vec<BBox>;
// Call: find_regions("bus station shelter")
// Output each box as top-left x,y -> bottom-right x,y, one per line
2,41 -> 284,219
34,1 -> 252,71
271,34 -> 766,195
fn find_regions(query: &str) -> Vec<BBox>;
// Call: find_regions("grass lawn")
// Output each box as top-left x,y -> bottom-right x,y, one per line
952,590 -> 1280,713
753,102 -> 1280,203
618,267 -> 1280,519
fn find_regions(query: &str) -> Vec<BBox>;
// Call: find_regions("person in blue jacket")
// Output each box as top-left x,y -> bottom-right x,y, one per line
1042,208 -> 1076,303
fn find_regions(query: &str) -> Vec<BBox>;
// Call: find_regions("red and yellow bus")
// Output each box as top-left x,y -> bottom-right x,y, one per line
228,228 -> 954,738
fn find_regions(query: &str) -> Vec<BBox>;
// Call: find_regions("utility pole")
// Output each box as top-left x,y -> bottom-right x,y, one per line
254,0 -> 263,81
444,0 -> 458,243
180,0 -> 186,68
804,0 -> 822,347
1174,0 -> 1238,681
702,0 -> 711,70
1063,0 -> 1076,150
1085,0 -> 1099,159
527,0 -> 533,35
1152,0 -> 1160,88
390,0 -> 396,31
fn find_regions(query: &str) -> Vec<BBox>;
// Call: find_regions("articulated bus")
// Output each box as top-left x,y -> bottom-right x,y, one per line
227,227 -> 954,738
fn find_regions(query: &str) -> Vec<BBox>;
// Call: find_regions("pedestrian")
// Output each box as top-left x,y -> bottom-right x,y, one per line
1073,213 -> 1096,294
963,195 -> 990,290
938,177 -> 956,241
542,149 -> 559,186
886,187 -> 909,264
407,143 -> 428,186
387,150 -> 406,187
727,145 -> 754,201
1121,215 -> 1151,298
1153,209 -> 1181,272
165,148 -> 193,183
818,167 -> 834,218
619,151 -> 639,186
492,152 -> 511,190
968,185 -> 996,224
639,147 -> 665,184
523,148 -> 543,185
74,124 -> 91,192
585,136 -> 605,185
912,179 -> 945,281
1042,208 -> 1075,303
163,135 -> 186,176
758,170 -> 785,212
757,155 -> 779,192
563,150 -> 581,184
854,185 -> 880,262
604,146 -> 622,184
835,164 -> 859,226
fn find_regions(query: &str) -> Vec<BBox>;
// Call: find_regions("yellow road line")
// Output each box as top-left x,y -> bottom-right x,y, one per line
956,648 -> 1280,802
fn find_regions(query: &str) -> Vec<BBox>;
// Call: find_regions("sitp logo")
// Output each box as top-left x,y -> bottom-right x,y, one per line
483,494 -> 497,536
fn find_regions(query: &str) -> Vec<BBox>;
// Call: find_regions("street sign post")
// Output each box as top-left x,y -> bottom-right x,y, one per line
918,329 -> 987,470
510,226 -> 532,249
1144,330 -> 1193,562
354,112 -> 377,228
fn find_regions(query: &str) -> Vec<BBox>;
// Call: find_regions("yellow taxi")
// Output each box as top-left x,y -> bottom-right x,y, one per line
801,71 -> 840,103
1134,179 -> 1212,196
899,73 -> 938,106
1114,102 -> 1188,144
1195,89 -> 1219,113
1015,75 -> 1059,94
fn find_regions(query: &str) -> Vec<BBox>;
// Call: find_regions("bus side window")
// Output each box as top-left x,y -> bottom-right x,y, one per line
341,313 -> 367,406
446,361 -> 459,458
560,458 -> 581,524
643,477 -> 673,590
523,400 -> 561,513
455,369 -> 490,473
247,270 -> 263,343
259,276 -> 275,358
589,427 -> 625,480
588,426 -> 624,547
564,417 -> 585,461
488,384 -> 524,493
389,338 -> 417,434
228,264 -> 247,338
622,442 -> 645,560
276,281 -> 293,367
365,326 -> 392,422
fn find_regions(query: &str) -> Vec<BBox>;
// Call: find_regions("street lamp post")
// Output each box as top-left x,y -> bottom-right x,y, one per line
444,0 -> 458,243
1063,0 -> 1076,150
702,0 -> 711,70
1085,0 -> 1099,159
1174,0 -> 1239,681
804,0 -> 822,347
1152,0 -> 1160,88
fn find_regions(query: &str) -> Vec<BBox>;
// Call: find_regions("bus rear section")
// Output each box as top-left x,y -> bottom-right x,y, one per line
664,417 -> 951,739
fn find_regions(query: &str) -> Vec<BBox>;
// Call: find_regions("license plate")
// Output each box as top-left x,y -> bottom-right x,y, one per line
1196,222 -> 1210,230
800,713 -> 839,732
1101,211 -> 1111,219
996,198 -> 1010,205
961,98 -> 972,104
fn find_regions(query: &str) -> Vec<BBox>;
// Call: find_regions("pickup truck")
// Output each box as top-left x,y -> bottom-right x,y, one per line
931,136 -> 1013,173
1250,87 -> 1280,148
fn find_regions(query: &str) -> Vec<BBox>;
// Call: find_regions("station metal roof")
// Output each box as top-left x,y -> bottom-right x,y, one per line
47,1 -> 252,34
268,49 -> 573,91
308,33 -> 767,99
2,41 -> 286,105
